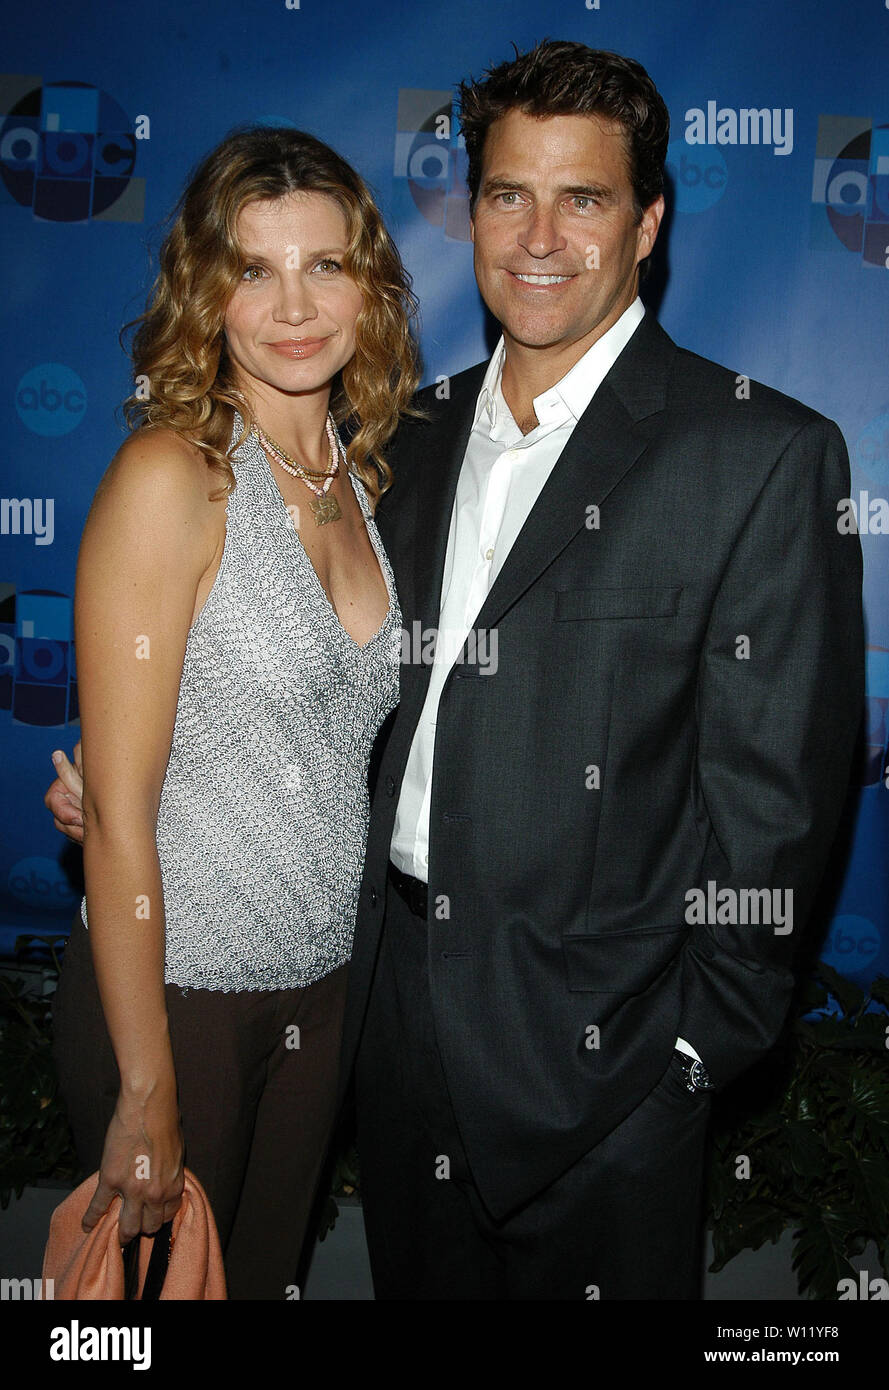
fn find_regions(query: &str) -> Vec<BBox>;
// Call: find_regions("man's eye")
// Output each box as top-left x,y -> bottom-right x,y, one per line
497,192 -> 521,205
572,196 -> 597,211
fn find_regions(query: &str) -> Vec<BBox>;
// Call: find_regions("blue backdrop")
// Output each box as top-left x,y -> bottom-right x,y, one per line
1,0 -> 886,991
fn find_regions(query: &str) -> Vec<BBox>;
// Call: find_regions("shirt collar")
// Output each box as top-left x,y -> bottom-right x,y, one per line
473,296 -> 646,433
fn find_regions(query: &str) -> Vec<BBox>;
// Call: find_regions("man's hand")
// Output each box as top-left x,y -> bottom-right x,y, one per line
45,740 -> 84,843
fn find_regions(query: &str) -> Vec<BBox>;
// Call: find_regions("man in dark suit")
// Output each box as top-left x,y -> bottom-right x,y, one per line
340,41 -> 864,1299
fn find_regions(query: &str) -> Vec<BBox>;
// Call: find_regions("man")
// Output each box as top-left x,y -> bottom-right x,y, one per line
48,42 -> 863,1300
340,41 -> 863,1300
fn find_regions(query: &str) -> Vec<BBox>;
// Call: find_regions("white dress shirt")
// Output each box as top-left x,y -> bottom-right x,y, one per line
389,295 -> 702,1066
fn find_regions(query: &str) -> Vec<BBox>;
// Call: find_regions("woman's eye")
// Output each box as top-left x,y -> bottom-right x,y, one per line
314,259 -> 342,274
241,264 -> 265,281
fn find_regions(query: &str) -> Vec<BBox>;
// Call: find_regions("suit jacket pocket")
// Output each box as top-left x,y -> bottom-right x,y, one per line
562,925 -> 686,994
554,586 -> 683,621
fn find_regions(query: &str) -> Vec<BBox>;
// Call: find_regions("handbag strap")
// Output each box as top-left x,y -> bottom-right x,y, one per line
121,1220 -> 173,1301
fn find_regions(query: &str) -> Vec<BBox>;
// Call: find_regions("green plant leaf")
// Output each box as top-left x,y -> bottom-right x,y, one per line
797,977 -> 830,1013
791,1207 -> 860,1299
803,1018 -> 886,1051
836,1073 -> 889,1146
866,977 -> 889,1010
785,1121 -> 829,1179
813,963 -> 866,1019
853,1154 -> 889,1229
0,950 -> 78,1200
709,1203 -> 786,1272
709,968 -> 889,1299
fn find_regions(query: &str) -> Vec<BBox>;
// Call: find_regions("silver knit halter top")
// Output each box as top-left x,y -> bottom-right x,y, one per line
81,412 -> 401,991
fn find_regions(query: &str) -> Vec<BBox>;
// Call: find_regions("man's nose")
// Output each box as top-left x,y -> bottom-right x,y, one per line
518,205 -> 567,258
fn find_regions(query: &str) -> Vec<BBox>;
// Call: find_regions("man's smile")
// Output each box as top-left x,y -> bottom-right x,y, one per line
507,270 -> 574,286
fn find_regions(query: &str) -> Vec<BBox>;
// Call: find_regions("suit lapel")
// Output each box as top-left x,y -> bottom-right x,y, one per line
471,312 -> 676,634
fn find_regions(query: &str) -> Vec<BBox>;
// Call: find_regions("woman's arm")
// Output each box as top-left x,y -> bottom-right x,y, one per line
74,428 -> 221,1242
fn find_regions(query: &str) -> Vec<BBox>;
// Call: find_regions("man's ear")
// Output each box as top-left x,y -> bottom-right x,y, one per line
636,194 -> 664,265
469,214 -> 475,244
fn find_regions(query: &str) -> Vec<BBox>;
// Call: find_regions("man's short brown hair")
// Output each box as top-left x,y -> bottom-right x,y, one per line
458,40 -> 670,222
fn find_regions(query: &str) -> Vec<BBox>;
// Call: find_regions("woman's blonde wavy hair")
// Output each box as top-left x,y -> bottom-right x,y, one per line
123,125 -> 422,503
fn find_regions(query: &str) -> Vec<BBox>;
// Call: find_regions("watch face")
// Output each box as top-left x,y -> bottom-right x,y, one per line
691,1060 -> 712,1090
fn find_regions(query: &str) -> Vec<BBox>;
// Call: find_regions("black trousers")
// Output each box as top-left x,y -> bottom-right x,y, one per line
52,911 -> 347,1300
355,878 -> 713,1300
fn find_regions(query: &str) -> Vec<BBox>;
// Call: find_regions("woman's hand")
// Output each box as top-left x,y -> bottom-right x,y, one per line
83,1083 -> 185,1243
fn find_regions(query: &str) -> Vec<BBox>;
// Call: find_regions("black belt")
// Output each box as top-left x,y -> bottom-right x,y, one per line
387,861 -> 428,918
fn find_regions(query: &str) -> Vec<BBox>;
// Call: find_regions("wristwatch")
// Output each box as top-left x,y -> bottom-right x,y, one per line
674,1050 -> 715,1092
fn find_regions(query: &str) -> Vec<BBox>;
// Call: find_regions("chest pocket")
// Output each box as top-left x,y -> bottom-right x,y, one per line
554,586 -> 683,622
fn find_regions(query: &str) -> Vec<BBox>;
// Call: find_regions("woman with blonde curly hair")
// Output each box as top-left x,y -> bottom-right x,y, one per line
47,125 -> 420,1299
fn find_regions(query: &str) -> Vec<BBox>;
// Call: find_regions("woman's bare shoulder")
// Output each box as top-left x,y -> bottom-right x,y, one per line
86,428 -> 228,530
81,429 -> 227,575
106,426 -> 216,496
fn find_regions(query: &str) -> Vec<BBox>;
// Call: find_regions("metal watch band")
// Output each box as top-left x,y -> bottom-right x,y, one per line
674,1050 -> 715,1092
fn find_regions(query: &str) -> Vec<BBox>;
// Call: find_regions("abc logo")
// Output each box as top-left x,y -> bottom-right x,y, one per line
7,855 -> 78,910
15,363 -> 86,437
817,123 -> 889,264
395,90 -> 470,241
821,914 -> 881,972
666,138 -> 728,213
0,80 -> 139,223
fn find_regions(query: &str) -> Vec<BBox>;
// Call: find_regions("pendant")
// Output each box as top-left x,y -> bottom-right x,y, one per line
311,492 -> 342,526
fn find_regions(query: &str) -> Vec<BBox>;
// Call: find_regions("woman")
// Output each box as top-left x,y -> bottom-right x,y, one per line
47,124 -> 419,1299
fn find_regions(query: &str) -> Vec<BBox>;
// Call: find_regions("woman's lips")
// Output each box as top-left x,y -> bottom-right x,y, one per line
265,338 -> 329,358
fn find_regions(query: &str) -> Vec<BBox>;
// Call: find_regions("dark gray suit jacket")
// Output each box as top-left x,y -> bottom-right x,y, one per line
341,311 -> 864,1219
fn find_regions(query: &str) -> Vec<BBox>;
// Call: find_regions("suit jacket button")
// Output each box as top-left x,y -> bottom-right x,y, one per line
385,776 -> 395,796
370,887 -> 378,908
